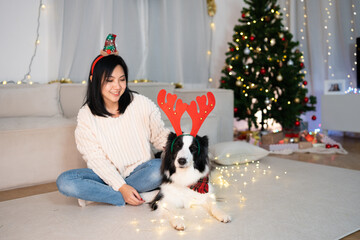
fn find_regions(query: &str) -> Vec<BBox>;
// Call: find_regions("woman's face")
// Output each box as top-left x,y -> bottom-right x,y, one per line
101,65 -> 126,108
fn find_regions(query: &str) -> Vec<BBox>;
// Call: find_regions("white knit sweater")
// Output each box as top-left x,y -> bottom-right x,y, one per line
75,93 -> 170,191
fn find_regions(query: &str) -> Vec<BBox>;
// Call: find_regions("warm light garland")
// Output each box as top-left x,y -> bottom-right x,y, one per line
128,159 -> 288,232
323,0 -> 334,78
349,3 -> 357,87
21,0 -> 44,84
207,0 -> 216,86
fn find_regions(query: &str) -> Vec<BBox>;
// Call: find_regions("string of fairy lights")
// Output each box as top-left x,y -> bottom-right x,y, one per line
207,0 -> 217,86
324,0 -> 333,78
2,0 -> 45,85
348,3 -> 358,91
281,0 -> 358,94
126,160 -> 287,234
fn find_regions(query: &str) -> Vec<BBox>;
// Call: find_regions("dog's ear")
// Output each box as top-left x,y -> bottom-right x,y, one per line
193,135 -> 209,173
160,132 -> 177,179
165,132 -> 177,154
197,135 -> 209,149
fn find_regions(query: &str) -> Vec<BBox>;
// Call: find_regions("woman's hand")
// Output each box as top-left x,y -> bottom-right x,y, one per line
118,184 -> 144,206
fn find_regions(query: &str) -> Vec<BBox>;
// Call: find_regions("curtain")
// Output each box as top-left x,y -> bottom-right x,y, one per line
277,0 -> 360,130
57,0 -> 210,88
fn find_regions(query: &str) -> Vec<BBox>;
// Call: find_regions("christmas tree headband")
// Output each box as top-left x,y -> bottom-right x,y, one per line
157,89 -> 215,154
91,33 -> 119,75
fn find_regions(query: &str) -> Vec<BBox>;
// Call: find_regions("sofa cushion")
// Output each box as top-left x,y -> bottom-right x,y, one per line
0,117 -> 75,132
60,84 -> 87,118
0,83 -> 62,117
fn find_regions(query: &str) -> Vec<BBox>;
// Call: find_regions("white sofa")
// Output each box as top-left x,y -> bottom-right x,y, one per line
0,82 -> 233,190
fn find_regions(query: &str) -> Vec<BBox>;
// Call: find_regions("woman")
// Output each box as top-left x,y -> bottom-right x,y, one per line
56,54 -> 169,206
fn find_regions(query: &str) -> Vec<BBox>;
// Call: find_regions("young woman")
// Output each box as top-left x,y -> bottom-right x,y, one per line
56,54 -> 170,206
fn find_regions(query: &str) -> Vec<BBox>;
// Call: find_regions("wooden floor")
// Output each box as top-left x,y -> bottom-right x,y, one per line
0,134 -> 359,239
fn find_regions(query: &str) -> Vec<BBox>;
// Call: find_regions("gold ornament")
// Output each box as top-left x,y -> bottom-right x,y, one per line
295,98 -> 300,103
236,80 -> 242,86
276,74 -> 283,81
207,0 -> 217,17
172,82 -> 183,88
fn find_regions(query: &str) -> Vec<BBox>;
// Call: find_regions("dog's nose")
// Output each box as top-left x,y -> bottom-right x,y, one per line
178,158 -> 187,166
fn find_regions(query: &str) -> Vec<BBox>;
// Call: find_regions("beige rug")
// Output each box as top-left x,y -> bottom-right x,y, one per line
1,157 -> 359,240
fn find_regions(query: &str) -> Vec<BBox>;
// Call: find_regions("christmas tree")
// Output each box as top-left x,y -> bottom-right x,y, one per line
220,0 -> 316,131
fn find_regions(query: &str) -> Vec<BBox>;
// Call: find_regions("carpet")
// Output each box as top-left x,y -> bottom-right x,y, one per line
1,157 -> 359,240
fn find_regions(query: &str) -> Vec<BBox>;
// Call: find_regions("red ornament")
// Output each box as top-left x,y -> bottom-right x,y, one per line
303,80 -> 308,86
234,107 -> 238,113
295,120 -> 300,127
230,47 -> 235,52
260,68 -> 266,75
250,36 -> 255,41
300,62 -> 304,68
227,67 -> 232,72
221,80 -> 226,84
281,37 -> 286,41
333,144 -> 340,149
304,97 -> 309,103
242,36 -> 246,40
326,144 -> 332,149
311,115 -> 317,121
242,13 -> 246,18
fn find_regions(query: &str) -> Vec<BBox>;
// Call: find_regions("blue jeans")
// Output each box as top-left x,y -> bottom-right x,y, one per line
56,158 -> 162,206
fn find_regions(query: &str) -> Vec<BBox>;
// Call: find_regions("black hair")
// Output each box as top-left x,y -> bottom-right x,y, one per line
84,54 -> 134,117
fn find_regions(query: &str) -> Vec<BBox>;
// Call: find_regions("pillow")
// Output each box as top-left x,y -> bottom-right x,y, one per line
209,141 -> 269,165
0,83 -> 62,117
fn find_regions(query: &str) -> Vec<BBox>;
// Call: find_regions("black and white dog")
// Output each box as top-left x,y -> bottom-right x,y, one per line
149,132 -> 231,231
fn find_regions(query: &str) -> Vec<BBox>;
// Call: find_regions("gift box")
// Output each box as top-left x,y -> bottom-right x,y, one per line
261,131 -> 284,145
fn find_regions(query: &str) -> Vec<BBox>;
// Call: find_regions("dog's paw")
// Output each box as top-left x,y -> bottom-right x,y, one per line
212,209 -> 231,223
170,217 -> 186,231
218,214 -> 231,223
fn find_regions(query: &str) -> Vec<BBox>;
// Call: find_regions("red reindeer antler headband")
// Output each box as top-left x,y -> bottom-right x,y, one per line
157,89 -> 216,137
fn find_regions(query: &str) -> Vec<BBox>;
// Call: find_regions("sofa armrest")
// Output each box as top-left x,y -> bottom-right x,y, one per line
174,88 -> 234,143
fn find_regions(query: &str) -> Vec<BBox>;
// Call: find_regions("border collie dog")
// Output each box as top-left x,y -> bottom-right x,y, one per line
149,132 -> 231,231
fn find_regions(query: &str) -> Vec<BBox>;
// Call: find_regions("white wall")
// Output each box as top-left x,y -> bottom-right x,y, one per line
0,0 -> 61,83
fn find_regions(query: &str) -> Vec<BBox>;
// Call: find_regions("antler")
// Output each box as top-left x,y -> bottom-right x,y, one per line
157,89 -> 188,136
187,92 -> 216,137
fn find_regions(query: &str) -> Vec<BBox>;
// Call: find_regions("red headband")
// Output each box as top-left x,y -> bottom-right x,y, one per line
91,55 -> 104,75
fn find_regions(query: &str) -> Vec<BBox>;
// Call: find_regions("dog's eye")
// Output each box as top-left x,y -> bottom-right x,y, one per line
173,141 -> 182,151
190,145 -> 198,153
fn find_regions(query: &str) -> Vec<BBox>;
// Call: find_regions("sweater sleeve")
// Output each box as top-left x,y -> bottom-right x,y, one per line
75,108 -> 126,191
147,99 -> 170,151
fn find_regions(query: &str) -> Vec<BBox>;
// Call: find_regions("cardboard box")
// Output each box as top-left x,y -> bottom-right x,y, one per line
261,132 -> 284,145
